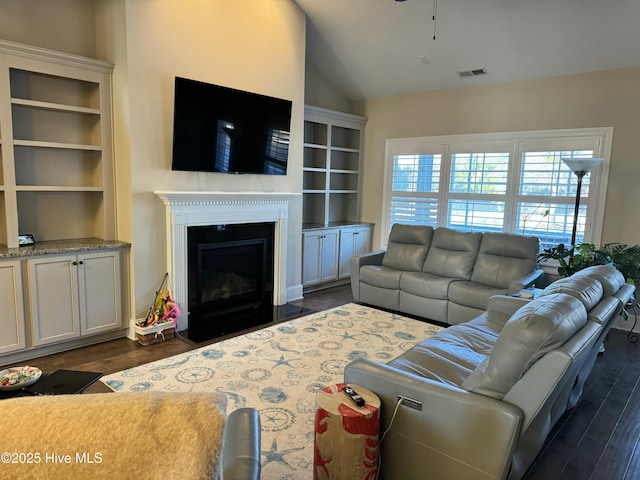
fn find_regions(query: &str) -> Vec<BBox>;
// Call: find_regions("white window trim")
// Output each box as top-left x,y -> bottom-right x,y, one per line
381,127 -> 613,254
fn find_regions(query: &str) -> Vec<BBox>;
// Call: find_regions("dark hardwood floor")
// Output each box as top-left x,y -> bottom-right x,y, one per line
523,324 -> 640,480
0,284 -> 354,391
4,283 -> 639,479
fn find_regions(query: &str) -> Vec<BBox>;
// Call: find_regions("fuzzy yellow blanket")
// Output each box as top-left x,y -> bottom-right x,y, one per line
1,391 -> 227,480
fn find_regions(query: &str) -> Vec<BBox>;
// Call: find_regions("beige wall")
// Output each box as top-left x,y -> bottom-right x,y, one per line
305,59 -> 354,112
95,0 -> 131,249
0,0 -> 97,58
120,0 -> 306,317
360,68 -> 640,249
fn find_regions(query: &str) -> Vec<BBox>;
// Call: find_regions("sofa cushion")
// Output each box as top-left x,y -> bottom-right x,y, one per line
422,228 -> 482,280
448,280 -> 507,310
2,391 -> 227,480
382,224 -> 433,271
388,322 -> 496,388
470,232 -> 539,288
400,271 -> 457,300
360,265 -> 404,289
462,293 -> 587,400
483,295 -> 532,328
465,310 -> 508,337
538,275 -> 603,311
572,265 -> 626,297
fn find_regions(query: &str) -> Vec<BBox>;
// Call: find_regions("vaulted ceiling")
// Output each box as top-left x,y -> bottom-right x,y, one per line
295,0 -> 640,100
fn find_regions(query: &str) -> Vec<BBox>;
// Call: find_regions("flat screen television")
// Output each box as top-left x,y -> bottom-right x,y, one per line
171,76 -> 292,175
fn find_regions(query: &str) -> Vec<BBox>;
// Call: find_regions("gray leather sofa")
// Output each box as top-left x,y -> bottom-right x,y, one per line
351,224 -> 543,325
345,265 -> 635,480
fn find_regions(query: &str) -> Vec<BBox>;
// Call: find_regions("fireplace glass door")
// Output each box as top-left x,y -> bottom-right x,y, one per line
187,223 -> 274,341
196,239 -> 266,309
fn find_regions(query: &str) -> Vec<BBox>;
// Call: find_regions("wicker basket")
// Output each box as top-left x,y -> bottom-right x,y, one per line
135,320 -> 176,346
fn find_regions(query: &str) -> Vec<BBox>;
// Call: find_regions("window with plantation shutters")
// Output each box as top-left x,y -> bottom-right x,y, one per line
446,151 -> 509,232
383,129 -> 612,254
390,153 -> 441,226
516,148 -> 597,249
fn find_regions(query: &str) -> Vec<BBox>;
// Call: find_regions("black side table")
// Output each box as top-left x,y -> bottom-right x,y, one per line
0,370 -> 103,400
624,298 -> 639,344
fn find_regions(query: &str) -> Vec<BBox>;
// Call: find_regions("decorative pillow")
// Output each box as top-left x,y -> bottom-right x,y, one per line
462,293 -> 587,400
3,391 -> 227,480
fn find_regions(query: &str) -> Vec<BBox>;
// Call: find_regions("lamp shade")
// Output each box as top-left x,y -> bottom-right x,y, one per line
561,157 -> 604,175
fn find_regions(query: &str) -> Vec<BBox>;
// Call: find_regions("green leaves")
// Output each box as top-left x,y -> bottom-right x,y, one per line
537,242 -> 640,284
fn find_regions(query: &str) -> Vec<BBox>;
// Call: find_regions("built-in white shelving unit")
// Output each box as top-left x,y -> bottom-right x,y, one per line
0,39 -> 115,248
0,40 -> 127,365
303,105 -> 367,228
302,105 -> 372,290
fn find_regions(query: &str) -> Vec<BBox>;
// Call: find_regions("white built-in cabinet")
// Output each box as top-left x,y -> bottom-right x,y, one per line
338,225 -> 371,279
0,259 -> 26,355
0,40 -> 128,365
302,228 -> 340,287
27,250 -> 121,347
302,105 -> 372,289
0,243 -> 127,364
302,224 -> 372,289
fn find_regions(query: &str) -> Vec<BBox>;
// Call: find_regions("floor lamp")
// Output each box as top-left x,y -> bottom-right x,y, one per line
561,157 -> 604,264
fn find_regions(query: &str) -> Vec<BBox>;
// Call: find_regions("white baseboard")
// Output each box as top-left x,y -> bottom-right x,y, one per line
287,283 -> 304,302
127,319 -> 140,341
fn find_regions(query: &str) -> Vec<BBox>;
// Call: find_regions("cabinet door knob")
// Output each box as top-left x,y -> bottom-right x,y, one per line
78,260 -> 84,265
72,261 -> 78,265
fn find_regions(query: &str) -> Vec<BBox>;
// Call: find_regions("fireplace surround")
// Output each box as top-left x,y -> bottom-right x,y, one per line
155,191 -> 296,333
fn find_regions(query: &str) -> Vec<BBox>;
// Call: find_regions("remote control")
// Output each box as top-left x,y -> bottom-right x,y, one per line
343,385 -> 365,407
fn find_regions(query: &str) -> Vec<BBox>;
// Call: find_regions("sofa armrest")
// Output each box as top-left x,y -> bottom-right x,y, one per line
614,283 -> 636,306
351,249 -> 386,301
486,295 -> 531,325
344,359 -> 522,480
506,268 -> 544,295
352,249 -> 386,268
222,408 -> 261,480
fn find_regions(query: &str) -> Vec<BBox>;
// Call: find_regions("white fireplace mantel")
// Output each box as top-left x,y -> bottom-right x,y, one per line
155,191 -> 297,332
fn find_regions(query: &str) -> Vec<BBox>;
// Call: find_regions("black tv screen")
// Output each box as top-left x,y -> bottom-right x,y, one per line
171,76 -> 292,175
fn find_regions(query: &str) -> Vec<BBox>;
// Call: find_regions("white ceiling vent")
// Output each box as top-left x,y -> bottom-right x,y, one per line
458,68 -> 488,78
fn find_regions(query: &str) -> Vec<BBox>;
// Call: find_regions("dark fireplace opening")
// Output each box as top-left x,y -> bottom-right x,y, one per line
187,223 -> 274,342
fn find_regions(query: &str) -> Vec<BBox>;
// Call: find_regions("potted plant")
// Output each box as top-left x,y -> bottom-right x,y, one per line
538,242 -> 640,323
537,242 -> 640,285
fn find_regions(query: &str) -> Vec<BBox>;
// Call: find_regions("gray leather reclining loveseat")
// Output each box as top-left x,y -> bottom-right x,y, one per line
345,265 -> 634,480
351,224 -> 543,325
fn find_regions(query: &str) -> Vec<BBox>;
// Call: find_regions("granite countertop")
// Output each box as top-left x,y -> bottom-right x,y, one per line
302,221 -> 374,231
0,238 -> 131,259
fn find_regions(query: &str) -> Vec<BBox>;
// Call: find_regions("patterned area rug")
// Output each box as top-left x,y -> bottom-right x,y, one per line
103,303 -> 444,479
